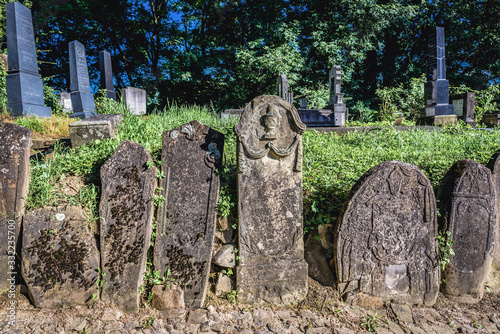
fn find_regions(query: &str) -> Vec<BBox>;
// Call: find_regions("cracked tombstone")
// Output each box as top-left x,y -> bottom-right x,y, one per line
154,120 -> 224,308
235,95 -> 308,305
487,151 -> 500,293
100,140 -> 156,312
21,206 -> 100,308
335,161 -> 440,306
0,122 -> 32,293
439,160 -> 496,303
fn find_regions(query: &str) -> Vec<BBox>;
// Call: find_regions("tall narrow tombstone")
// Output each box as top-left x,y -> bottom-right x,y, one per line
6,2 -> 51,117
99,51 -> 116,100
328,65 -> 346,126
0,122 -> 32,293
21,206 -> 100,308
154,120 -> 224,308
277,75 -> 293,104
99,140 -> 156,312
438,160 -> 495,303
236,95 -> 308,305
123,87 -> 147,115
335,161 -> 440,306
69,40 -> 96,119
422,27 -> 455,117
487,151 -> 500,292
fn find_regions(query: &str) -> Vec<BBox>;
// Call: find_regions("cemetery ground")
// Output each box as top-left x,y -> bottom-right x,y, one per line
2,101 -> 500,333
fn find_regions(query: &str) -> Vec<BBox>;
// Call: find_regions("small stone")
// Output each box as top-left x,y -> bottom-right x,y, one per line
253,309 -> 274,328
101,308 -> 123,321
66,318 -> 87,331
160,308 -> 186,319
317,224 -> 334,251
211,323 -> 225,332
213,244 -> 236,268
215,273 -> 235,296
152,284 -> 185,311
267,320 -> 284,333
200,321 -> 211,332
124,321 -> 140,330
306,328 -> 330,334
104,321 -> 124,331
304,234 -> 335,287
208,312 -> 221,323
215,230 -> 234,244
391,304 -> 413,324
188,310 -> 208,324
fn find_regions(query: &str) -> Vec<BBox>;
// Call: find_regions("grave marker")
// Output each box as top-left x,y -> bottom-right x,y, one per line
99,51 -> 116,100
235,95 -> 308,305
486,152 -> 500,293
100,140 -> 156,312
439,160 -> 495,303
123,86 -> 146,115
154,120 -> 224,308
277,75 -> 293,104
69,114 -> 123,148
6,2 -> 51,117
450,92 -> 475,124
59,91 -> 72,112
329,65 -> 346,126
335,161 -> 440,306
69,40 -> 96,119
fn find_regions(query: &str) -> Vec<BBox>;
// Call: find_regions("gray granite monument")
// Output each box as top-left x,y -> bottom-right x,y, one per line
6,2 -> 51,117
69,40 -> 96,119
99,51 -> 116,100
329,65 -> 346,126
277,75 -> 293,104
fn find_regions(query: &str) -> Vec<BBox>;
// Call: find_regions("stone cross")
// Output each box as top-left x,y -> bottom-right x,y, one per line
6,2 -> 51,117
235,95 -> 308,305
276,75 -> 293,104
69,40 -> 96,118
99,51 -> 116,100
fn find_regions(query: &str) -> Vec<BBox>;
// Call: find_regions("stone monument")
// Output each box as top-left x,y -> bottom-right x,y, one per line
0,122 -> 32,293
99,51 -> 116,100
235,95 -> 308,305
122,86 -> 146,115
450,92 -> 475,125
100,140 -> 156,312
69,40 -> 96,119
59,91 -> 72,112
5,2 -> 51,117
487,151 -> 500,293
277,75 -> 293,104
438,160 -> 495,303
154,120 -> 224,309
69,114 -> 123,148
335,161 -> 440,306
420,27 -> 456,124
329,65 -> 346,126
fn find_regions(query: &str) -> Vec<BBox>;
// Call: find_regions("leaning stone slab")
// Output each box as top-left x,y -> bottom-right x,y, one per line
487,151 -> 500,292
0,122 -> 32,293
154,120 -> 224,308
100,140 -> 156,313
69,114 -> 123,148
21,206 -> 100,308
235,95 -> 308,306
439,160 -> 495,303
335,161 -> 440,306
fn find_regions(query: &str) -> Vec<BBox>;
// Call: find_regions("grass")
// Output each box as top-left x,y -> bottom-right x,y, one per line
23,102 -> 500,235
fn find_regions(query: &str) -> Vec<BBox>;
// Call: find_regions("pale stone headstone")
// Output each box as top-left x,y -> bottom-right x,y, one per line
0,122 -> 32,293
6,2 -> 51,117
123,87 -> 147,115
69,40 -> 96,119
487,151 -> 500,293
69,114 -> 123,148
21,206 -> 100,308
335,161 -> 440,306
99,140 -> 157,312
422,27 -> 455,117
439,160 -> 495,303
235,95 -> 308,305
99,51 -> 116,100
277,75 -> 293,104
154,120 -> 224,308
59,91 -> 73,112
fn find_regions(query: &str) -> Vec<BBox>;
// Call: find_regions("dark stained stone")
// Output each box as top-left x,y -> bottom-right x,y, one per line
304,234 -> 335,287
334,161 -> 440,306
21,206 -> 100,308
235,95 -> 308,305
154,120 -> 224,309
0,122 -> 32,293
100,140 -> 156,312
439,160 -> 495,303
487,151 -> 500,292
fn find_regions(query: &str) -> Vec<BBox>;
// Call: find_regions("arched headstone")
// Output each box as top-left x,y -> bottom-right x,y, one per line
335,161 -> 440,306
439,160 -> 496,303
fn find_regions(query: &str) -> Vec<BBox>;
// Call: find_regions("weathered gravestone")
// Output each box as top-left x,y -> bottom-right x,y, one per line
99,51 -> 116,100
487,151 -> 500,293
59,91 -> 72,112
69,40 -> 96,119
6,2 -> 51,117
100,140 -> 156,312
277,75 -> 293,104
335,161 -> 440,306
450,92 -> 475,124
21,206 -> 100,308
438,160 -> 495,303
329,65 -> 346,126
235,95 -> 308,305
0,122 -> 32,293
123,86 -> 147,115
69,114 -> 123,148
154,120 -> 224,308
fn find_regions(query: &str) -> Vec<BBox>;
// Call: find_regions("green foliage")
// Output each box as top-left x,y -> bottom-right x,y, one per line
437,230 -> 455,272
350,101 -> 377,123
43,84 -> 63,114
94,90 -> 129,115
142,315 -> 156,328
222,289 -> 238,303
360,313 -> 386,332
